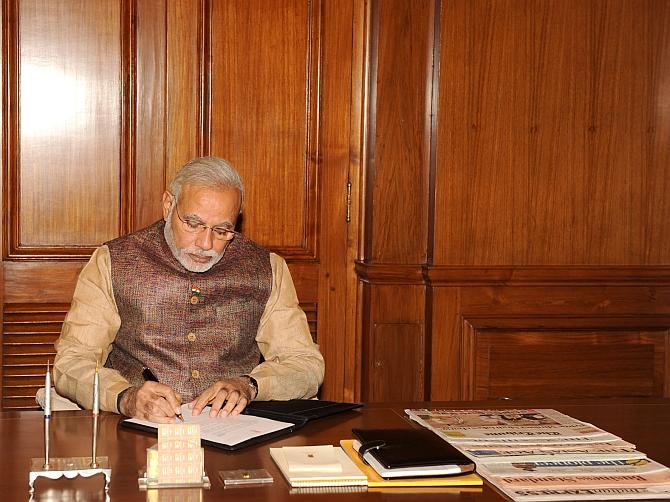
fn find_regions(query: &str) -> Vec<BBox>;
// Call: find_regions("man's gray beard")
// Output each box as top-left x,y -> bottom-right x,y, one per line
163,212 -> 224,273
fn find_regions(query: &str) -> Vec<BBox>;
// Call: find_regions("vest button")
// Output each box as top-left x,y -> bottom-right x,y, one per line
190,296 -> 199,305
187,332 -> 196,342
191,369 -> 200,379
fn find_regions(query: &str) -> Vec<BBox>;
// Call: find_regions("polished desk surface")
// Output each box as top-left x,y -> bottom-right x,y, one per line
3,399 -> 670,502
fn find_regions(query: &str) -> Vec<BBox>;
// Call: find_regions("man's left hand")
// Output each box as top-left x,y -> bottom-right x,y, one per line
188,377 -> 256,418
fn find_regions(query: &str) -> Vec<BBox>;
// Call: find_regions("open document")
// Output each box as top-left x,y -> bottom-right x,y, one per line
122,404 -> 294,450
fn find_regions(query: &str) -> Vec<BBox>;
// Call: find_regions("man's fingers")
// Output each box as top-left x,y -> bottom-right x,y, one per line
209,388 -> 231,417
160,391 -> 182,416
222,395 -> 247,417
148,393 -> 178,419
136,381 -> 181,421
147,382 -> 182,416
216,390 -> 249,417
190,387 -> 219,416
189,378 -> 253,418
145,412 -> 176,424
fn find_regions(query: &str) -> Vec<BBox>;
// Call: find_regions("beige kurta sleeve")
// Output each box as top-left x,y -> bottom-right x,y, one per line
250,253 -> 325,400
53,246 -> 131,412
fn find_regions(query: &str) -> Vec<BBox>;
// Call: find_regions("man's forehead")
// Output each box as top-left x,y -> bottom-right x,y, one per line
179,184 -> 240,202
179,184 -> 241,218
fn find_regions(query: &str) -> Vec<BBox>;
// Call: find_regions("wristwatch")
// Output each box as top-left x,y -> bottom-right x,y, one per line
245,375 -> 258,399
116,387 -> 131,414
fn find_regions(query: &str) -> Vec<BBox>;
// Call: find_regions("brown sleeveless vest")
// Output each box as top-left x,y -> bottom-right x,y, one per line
104,220 -> 272,402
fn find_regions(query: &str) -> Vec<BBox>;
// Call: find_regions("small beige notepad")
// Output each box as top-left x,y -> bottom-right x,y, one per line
284,445 -> 344,473
270,445 -> 367,488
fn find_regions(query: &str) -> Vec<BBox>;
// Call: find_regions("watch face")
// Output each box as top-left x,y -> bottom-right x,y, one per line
247,376 -> 258,398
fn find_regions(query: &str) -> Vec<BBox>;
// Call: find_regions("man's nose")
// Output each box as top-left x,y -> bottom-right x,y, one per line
196,228 -> 214,250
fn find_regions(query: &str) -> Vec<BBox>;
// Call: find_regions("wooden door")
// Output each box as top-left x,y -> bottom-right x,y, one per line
1,0 -> 363,409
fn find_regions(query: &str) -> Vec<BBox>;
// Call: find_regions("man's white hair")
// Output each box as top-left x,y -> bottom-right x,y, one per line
169,156 -> 245,212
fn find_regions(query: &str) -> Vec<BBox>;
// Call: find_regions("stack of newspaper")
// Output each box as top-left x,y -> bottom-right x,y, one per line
405,408 -> 670,501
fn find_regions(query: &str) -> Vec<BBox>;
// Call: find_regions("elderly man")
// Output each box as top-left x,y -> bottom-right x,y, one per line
53,156 -> 324,423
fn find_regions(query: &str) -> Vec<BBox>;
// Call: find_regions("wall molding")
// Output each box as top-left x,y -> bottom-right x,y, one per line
356,262 -> 670,286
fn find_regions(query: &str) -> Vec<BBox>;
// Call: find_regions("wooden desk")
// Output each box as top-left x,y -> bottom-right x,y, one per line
3,399 -> 670,501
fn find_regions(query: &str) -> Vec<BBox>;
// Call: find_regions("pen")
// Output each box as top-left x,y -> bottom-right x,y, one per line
142,367 -> 185,421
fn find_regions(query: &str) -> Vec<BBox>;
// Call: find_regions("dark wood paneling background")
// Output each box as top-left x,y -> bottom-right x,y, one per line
3,0 -> 670,408
358,0 -> 670,401
1,0 -> 362,409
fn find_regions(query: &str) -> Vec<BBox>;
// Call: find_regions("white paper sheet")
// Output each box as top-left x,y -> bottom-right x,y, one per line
125,404 -> 293,447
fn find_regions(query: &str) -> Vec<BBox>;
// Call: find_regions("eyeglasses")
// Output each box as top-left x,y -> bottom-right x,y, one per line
173,204 -> 238,241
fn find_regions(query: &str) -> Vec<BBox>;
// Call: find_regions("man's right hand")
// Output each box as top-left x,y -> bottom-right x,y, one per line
119,382 -> 182,423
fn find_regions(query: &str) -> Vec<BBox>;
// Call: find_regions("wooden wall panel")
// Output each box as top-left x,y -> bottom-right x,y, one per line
359,0 -> 670,402
431,282 -> 670,401
2,0 -> 361,408
208,0 -> 318,258
365,0 -> 433,263
203,0 -> 363,400
10,0 -> 668,406
10,0 -> 122,253
368,322 -> 424,401
357,0 -> 435,401
135,0 -> 167,230
1,0 -> 128,408
316,0 -> 363,401
165,0 -> 202,180
434,0 -> 670,265
470,329 -> 667,400
135,0 -> 202,229
361,283 -> 426,401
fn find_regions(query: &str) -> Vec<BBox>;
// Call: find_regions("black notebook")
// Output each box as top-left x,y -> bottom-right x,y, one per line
244,399 -> 362,423
352,428 -> 475,478
121,399 -> 361,451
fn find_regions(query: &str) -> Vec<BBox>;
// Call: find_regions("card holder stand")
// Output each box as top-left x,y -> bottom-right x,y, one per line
29,457 -> 112,494
219,468 -> 273,487
138,469 -> 211,490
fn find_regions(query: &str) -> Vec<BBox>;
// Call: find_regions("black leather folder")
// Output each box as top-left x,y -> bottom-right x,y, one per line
244,399 -> 362,423
120,399 -> 361,451
352,428 -> 474,475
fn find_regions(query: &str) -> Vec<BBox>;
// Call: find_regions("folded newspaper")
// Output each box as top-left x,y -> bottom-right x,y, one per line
405,409 -> 617,443
405,408 -> 670,501
457,439 -> 644,462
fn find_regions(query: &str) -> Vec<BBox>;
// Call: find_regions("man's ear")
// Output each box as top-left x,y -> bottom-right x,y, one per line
161,191 -> 173,220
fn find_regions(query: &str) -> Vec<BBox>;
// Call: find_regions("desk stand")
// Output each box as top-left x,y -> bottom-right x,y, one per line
28,456 -> 111,493
138,470 -> 211,490
139,423 -> 210,490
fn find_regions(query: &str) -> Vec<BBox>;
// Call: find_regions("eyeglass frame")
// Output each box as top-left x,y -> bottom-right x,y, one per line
170,195 -> 240,242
